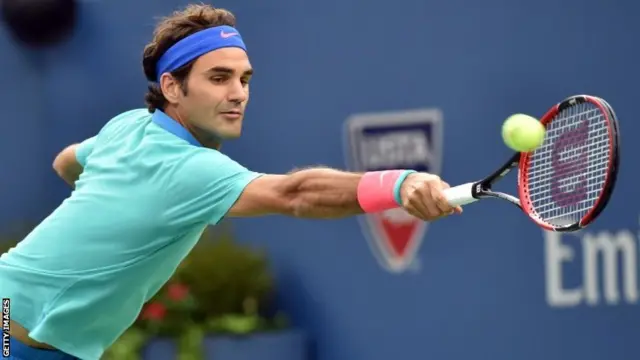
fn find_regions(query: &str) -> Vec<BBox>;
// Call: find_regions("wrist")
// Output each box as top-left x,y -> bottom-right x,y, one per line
393,170 -> 416,205
357,170 -> 416,213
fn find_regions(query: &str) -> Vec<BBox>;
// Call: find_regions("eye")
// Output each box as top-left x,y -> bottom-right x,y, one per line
210,76 -> 226,84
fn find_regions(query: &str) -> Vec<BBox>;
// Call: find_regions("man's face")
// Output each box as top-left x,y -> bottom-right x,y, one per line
177,47 -> 253,141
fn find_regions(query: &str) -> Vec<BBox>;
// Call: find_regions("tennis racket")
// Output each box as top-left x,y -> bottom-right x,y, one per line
442,94 -> 620,232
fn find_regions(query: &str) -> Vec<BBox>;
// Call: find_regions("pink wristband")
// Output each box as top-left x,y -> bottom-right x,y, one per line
357,170 -> 414,213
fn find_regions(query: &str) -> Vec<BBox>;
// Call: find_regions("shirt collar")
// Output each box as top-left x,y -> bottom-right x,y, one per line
151,110 -> 202,147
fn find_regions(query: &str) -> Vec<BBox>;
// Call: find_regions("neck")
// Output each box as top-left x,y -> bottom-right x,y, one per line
163,106 -> 221,150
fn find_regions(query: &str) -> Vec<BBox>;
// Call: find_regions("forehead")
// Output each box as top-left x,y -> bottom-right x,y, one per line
192,47 -> 251,73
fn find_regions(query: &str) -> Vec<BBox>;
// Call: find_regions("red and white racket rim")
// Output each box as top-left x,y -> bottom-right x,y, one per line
518,95 -> 618,231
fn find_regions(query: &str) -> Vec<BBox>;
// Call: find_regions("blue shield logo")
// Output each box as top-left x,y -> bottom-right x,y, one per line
343,109 -> 443,273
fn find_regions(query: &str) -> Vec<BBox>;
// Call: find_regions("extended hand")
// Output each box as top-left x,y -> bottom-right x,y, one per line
399,173 -> 463,221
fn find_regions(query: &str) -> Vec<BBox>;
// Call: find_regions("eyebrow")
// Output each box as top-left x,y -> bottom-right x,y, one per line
206,66 -> 253,76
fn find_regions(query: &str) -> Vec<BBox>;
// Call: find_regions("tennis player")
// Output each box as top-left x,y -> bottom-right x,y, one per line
0,4 -> 461,360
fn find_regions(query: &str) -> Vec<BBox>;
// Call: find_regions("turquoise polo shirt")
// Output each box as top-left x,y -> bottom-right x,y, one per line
0,109 -> 261,359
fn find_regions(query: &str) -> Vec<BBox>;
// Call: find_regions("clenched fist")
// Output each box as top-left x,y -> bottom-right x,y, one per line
399,173 -> 463,221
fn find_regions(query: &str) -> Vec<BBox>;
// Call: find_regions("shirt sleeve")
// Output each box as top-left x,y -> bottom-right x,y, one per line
75,136 -> 97,167
169,150 -> 263,225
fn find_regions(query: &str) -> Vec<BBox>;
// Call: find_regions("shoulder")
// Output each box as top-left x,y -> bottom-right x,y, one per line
80,109 -> 152,167
173,149 -> 250,184
162,148 -> 262,224
109,108 -> 151,123
98,108 -> 151,137
166,148 -> 261,203
161,149 -> 261,224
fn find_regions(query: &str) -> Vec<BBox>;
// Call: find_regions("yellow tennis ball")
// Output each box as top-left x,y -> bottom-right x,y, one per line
502,114 -> 545,152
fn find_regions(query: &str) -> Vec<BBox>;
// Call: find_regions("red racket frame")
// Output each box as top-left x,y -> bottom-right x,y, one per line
518,95 -> 620,231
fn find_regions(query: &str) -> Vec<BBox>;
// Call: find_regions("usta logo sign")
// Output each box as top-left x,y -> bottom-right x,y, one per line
343,108 -> 443,273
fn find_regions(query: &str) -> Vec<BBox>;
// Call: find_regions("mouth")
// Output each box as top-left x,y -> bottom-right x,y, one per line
220,110 -> 243,120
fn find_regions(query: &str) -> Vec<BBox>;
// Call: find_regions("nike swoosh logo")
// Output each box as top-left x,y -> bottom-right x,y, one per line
220,31 -> 239,38
379,171 -> 388,186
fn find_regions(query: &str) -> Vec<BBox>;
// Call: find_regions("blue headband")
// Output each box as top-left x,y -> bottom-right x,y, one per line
155,25 -> 247,81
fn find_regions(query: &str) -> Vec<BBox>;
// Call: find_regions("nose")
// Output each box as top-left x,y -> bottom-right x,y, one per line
227,79 -> 248,104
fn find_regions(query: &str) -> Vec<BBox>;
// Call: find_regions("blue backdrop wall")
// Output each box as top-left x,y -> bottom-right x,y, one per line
0,0 -> 638,359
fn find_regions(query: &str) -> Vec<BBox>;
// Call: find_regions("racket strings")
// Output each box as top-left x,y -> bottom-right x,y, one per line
525,103 -> 610,226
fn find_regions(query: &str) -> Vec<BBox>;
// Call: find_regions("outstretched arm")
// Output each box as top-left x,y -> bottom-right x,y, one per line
228,167 -> 462,221
174,152 -> 462,225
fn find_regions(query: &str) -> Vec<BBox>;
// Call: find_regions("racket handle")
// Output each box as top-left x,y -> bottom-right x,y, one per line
443,182 -> 478,207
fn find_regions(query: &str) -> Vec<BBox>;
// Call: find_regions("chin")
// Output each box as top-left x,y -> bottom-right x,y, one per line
220,130 -> 242,139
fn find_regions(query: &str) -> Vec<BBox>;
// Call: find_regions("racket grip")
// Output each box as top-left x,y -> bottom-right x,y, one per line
443,183 -> 478,207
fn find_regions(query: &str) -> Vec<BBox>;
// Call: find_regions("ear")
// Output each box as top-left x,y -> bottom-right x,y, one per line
159,73 -> 183,105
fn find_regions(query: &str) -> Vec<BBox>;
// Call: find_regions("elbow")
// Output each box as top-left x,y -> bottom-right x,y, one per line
281,190 -> 318,218
287,194 -> 346,219
53,148 -> 74,176
52,154 -> 65,177
52,144 -> 81,185
278,171 -> 349,219
288,196 -> 310,218
278,174 -> 306,217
